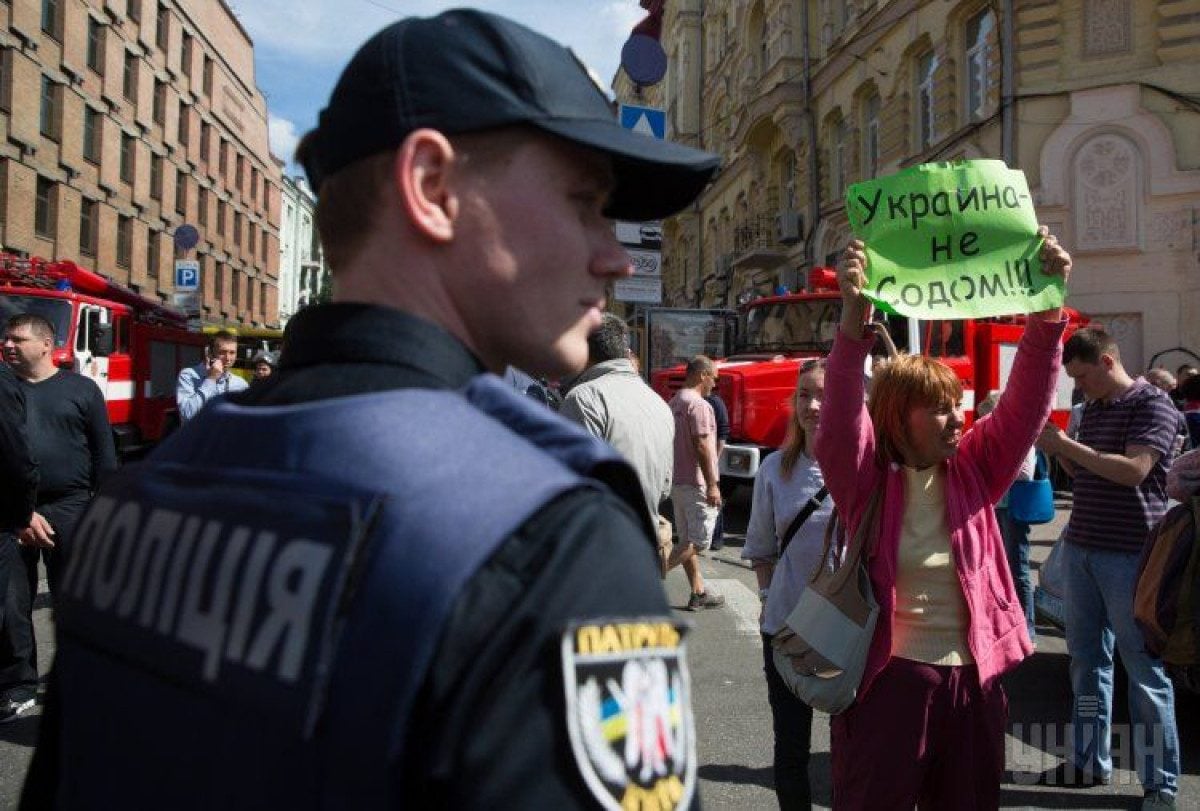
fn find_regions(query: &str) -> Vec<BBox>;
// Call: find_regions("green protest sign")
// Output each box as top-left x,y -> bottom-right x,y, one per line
845,159 -> 1064,319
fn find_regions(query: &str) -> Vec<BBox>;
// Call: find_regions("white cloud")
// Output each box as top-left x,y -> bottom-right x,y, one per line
268,114 -> 301,163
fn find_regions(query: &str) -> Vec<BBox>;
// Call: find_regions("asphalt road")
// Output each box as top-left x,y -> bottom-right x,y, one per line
670,489 -> 1200,810
2,492 -> 1197,809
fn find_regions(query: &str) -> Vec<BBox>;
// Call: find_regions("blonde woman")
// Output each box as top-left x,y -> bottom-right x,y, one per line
742,359 -> 833,809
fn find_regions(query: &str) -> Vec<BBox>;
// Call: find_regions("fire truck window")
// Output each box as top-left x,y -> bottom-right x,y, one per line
815,302 -> 841,348
882,315 -> 911,353
149,340 -> 176,397
0,296 -> 71,347
925,320 -> 965,357
782,304 -> 814,344
114,317 -> 130,353
81,309 -> 104,354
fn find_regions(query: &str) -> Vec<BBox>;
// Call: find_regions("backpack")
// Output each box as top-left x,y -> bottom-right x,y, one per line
1134,496 -> 1200,667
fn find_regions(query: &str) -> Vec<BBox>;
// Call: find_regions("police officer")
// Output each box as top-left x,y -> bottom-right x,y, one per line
26,9 -> 718,809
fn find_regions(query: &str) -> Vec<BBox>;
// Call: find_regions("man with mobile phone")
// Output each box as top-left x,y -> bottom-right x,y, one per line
175,329 -> 247,421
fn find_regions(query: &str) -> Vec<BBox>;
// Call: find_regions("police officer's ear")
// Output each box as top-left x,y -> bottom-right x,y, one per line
394,128 -> 461,245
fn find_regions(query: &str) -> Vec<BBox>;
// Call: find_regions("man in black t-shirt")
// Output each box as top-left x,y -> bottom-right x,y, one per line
1,313 -> 115,723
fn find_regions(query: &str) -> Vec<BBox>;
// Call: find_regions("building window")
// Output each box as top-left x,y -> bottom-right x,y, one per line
202,55 -> 213,96
35,177 -> 56,238
180,31 -> 192,79
152,79 -> 166,125
233,211 -> 242,247
236,154 -> 245,194
40,76 -> 61,140
218,140 -> 228,176
117,215 -> 132,267
83,107 -> 102,164
863,93 -> 880,179
215,263 -> 225,304
79,198 -> 98,256
123,52 -> 138,100
150,154 -> 163,200
120,133 -> 135,184
198,186 -> 208,226
965,10 -> 994,122
251,168 -> 259,203
199,121 -> 211,163
0,50 -> 11,113
832,118 -> 848,198
248,222 -> 256,256
87,17 -> 106,75
232,269 -> 240,308
216,199 -> 226,235
916,51 -> 938,149
128,0 -> 141,23
148,230 -> 160,280
42,0 -> 62,40
177,105 -> 189,146
155,2 -> 169,50
175,169 -> 187,215
260,228 -> 268,262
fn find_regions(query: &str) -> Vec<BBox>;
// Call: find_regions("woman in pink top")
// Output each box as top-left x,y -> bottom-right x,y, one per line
816,228 -> 1073,809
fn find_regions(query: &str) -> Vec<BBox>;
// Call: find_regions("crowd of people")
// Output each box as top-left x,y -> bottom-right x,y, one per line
0,8 -> 1195,811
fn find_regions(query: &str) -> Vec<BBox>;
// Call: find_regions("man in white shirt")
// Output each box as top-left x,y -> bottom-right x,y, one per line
176,330 -> 248,421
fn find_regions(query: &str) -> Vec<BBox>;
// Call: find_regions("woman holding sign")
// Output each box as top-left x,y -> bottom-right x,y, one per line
815,227 -> 1071,808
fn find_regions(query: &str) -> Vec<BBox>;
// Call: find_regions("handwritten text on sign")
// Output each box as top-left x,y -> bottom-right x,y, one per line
845,160 -> 1064,319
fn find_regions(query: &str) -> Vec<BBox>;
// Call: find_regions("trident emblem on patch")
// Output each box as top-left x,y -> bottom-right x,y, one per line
562,618 -> 696,811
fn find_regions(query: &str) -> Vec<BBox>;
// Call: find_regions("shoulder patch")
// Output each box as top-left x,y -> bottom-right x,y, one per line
562,618 -> 696,811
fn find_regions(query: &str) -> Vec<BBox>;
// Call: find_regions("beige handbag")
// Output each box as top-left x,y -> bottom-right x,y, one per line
771,458 -> 884,714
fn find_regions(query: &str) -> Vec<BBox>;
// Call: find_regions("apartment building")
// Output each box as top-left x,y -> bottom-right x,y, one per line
277,174 -> 326,324
0,0 -> 281,326
643,0 -> 1200,370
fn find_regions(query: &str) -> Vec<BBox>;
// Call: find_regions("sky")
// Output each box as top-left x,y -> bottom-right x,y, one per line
230,0 -> 648,172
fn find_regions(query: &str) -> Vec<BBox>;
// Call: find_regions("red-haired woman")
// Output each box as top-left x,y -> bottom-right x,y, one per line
742,359 -> 832,809
816,228 -> 1072,808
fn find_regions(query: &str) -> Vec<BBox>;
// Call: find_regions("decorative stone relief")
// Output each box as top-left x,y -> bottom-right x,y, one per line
1083,0 -> 1131,56
1074,134 -> 1139,250
1147,209 -> 1194,251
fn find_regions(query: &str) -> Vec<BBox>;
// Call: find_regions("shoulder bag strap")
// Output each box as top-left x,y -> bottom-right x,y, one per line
779,486 -> 828,556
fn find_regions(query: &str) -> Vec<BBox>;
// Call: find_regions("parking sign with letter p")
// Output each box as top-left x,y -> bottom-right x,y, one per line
175,259 -> 200,291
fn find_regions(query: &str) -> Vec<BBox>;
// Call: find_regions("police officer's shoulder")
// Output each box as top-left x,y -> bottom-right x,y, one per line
410,487 -> 697,809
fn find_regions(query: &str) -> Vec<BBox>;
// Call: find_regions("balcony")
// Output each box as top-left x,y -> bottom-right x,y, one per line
731,214 -> 788,269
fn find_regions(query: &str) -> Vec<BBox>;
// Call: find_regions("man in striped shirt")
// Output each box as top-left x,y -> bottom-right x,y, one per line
1036,326 -> 1182,808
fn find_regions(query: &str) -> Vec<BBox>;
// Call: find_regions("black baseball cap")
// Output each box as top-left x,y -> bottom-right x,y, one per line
300,8 -> 719,221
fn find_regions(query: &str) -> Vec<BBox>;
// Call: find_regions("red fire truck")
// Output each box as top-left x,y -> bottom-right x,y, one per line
0,254 -> 205,458
649,268 -> 1086,489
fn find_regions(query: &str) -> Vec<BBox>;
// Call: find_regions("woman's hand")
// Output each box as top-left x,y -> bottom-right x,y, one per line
1033,226 -> 1071,321
838,239 -> 871,337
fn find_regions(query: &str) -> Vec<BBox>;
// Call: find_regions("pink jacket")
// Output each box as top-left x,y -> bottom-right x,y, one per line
815,317 -> 1067,697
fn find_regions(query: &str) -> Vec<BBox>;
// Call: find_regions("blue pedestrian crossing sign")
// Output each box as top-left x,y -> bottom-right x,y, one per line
174,259 -> 200,291
619,105 -> 666,140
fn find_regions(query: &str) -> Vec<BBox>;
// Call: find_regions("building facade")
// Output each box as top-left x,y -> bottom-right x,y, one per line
0,0 -> 282,327
646,0 -> 1200,371
277,174 -> 326,324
